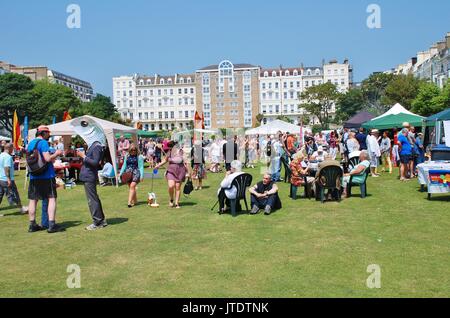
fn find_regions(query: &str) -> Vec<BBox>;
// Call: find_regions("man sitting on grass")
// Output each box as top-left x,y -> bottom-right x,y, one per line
249,174 -> 282,215
342,150 -> 371,198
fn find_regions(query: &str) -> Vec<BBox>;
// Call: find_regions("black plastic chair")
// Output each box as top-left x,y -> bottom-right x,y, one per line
228,173 -> 253,217
348,156 -> 361,171
347,167 -> 371,198
315,165 -> 343,203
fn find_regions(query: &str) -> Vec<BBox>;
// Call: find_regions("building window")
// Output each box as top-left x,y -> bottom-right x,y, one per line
264,71 -> 268,77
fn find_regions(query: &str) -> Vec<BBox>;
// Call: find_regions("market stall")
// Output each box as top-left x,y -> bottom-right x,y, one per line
344,111 -> 375,129
362,113 -> 424,130
28,115 -> 138,186
416,108 -> 450,199
245,120 -> 311,136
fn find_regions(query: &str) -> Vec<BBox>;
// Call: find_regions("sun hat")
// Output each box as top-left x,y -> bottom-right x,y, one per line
37,125 -> 50,133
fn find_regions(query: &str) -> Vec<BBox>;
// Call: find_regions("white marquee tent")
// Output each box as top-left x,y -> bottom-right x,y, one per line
245,120 -> 311,136
28,115 -> 138,186
372,103 -> 416,121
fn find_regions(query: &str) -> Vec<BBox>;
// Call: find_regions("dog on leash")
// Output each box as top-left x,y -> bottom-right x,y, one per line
148,192 -> 159,207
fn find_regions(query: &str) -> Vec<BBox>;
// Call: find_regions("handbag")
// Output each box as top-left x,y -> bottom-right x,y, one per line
121,171 -> 133,184
183,178 -> 194,195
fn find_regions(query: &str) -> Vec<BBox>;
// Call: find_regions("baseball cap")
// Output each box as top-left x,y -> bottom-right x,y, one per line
37,125 -> 51,133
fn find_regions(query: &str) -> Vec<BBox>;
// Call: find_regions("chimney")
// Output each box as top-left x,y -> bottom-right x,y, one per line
411,57 -> 418,66
446,32 -> 450,49
437,41 -> 446,52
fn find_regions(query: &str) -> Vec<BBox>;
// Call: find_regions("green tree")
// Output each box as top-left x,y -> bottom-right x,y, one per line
73,94 -> 121,122
335,88 -> 366,123
381,74 -> 423,109
411,82 -> 442,116
0,73 -> 34,134
276,114 -> 293,123
29,80 -> 81,128
412,82 -> 450,116
361,72 -> 395,115
255,113 -> 264,126
299,82 -> 341,130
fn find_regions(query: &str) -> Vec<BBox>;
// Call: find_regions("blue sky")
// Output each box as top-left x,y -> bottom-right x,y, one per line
1,0 -> 449,97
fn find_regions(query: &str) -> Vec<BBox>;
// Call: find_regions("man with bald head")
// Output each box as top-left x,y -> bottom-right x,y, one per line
249,173 -> 282,215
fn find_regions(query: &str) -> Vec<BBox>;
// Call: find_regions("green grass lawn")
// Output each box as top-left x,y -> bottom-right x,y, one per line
1,165 -> 449,298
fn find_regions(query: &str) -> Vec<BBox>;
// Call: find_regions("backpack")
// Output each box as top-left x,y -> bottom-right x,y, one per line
26,140 -> 49,176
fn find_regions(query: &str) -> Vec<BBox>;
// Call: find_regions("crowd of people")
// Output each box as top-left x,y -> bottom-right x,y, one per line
0,121 -> 429,230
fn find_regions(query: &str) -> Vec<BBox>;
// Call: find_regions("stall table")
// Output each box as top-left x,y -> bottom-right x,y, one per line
417,161 -> 450,199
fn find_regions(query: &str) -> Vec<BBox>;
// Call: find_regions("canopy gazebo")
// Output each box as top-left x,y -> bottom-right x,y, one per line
28,115 -> 138,186
245,120 -> 311,135
423,108 -> 450,146
362,113 -> 425,130
344,111 -> 375,129
371,103 -> 416,121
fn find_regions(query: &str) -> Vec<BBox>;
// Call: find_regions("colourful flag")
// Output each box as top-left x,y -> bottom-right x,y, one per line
13,110 -> 21,149
201,112 -> 205,129
22,116 -> 29,148
63,111 -> 72,121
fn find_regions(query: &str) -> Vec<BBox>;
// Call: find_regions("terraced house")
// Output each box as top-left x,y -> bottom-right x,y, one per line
113,59 -> 353,131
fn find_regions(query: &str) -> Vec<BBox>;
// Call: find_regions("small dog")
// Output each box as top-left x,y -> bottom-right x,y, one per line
147,192 -> 159,207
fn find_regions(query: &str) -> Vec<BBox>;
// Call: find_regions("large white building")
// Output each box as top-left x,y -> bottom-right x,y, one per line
113,74 -> 196,131
260,59 -> 353,125
114,59 -> 353,130
388,32 -> 450,89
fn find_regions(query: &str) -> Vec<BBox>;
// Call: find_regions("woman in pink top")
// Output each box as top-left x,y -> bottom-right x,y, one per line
155,141 -> 188,209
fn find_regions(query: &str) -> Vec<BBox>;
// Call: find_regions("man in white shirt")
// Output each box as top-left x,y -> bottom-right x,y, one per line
366,129 -> 381,177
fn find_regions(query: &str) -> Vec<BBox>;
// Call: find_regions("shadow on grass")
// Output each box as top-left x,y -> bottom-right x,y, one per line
425,196 -> 450,202
59,220 -> 83,230
107,217 -> 129,225
180,202 -> 197,207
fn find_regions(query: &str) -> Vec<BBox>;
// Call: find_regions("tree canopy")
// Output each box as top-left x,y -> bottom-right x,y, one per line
299,82 -> 341,130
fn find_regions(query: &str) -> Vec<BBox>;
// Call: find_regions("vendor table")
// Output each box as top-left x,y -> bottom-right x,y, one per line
417,161 -> 450,185
417,161 -> 450,199
425,170 -> 450,200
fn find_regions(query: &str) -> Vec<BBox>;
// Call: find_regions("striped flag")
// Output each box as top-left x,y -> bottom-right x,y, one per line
13,110 -> 21,149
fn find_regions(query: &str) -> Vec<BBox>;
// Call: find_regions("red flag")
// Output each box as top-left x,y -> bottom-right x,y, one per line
201,112 -> 205,129
63,111 -> 72,121
13,111 -> 21,150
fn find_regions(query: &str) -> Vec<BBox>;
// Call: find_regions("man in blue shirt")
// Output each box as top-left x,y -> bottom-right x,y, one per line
356,128 -> 367,150
397,128 -> 412,181
26,126 -> 63,233
0,143 -> 28,213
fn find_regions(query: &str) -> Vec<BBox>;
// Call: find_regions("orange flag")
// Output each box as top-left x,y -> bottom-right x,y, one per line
63,111 -> 72,121
13,111 -> 21,149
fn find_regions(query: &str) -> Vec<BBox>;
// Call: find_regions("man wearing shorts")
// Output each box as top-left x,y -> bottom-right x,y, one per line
397,128 -> 412,181
27,126 -> 63,233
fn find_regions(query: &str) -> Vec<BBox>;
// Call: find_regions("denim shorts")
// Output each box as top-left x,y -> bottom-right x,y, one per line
400,154 -> 412,164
